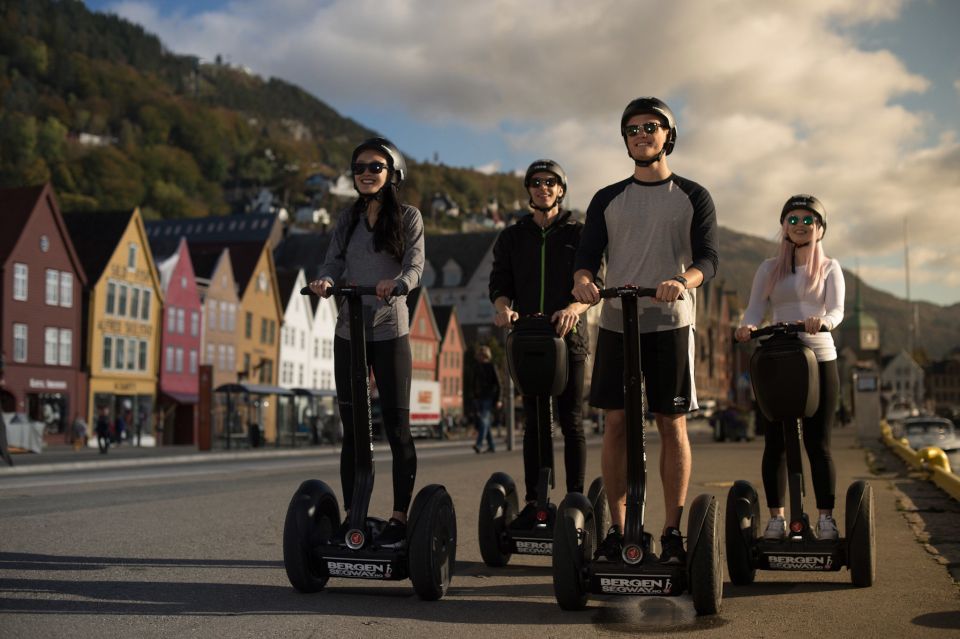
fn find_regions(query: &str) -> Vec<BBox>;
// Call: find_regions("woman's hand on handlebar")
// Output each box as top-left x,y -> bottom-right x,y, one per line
551,307 -> 579,338
375,279 -> 398,301
804,316 -> 825,335
493,308 -> 518,328
735,325 -> 755,342
309,279 -> 333,298
655,278 -> 685,303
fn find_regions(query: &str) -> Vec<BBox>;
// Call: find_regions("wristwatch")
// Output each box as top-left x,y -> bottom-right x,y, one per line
672,275 -> 688,288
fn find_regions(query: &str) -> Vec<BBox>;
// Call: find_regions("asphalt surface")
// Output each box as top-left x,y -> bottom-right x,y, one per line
1,422 -> 958,638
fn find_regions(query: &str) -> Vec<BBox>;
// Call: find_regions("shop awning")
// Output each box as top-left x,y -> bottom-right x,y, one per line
161,391 -> 199,405
290,388 -> 338,398
214,383 -> 294,396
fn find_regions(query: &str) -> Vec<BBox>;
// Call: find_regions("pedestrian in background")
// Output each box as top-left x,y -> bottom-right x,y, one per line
472,345 -> 500,453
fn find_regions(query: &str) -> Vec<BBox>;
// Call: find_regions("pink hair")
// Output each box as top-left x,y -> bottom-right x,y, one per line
762,218 -> 829,299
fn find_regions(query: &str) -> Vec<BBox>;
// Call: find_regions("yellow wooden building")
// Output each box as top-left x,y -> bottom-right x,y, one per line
64,209 -> 163,441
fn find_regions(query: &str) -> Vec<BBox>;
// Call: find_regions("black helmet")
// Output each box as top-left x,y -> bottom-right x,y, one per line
351,137 -> 407,186
524,159 -> 567,211
524,159 -> 567,192
621,96 -> 677,156
780,194 -> 827,235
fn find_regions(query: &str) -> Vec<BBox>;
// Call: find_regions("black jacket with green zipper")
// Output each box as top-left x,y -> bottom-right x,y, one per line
488,210 -> 590,359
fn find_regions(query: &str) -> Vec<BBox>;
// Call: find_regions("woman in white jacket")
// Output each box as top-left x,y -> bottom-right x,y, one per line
735,194 -> 845,541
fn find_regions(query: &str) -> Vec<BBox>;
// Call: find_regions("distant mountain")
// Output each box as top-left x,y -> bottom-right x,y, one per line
717,227 -> 960,360
0,0 -> 523,219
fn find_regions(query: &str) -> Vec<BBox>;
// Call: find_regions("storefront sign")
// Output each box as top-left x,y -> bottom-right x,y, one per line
28,378 -> 68,390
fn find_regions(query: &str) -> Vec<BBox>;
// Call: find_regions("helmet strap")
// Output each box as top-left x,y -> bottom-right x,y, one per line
785,237 -> 812,274
632,148 -> 666,168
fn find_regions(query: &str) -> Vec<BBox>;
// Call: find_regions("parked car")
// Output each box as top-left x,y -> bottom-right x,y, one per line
900,416 -> 960,453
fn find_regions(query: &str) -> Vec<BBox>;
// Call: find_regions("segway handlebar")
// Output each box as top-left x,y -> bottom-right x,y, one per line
749,322 -> 830,339
598,285 -> 684,300
300,284 -> 401,298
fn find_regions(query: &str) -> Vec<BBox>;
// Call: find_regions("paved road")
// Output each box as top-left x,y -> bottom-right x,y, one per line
1,426 -> 958,638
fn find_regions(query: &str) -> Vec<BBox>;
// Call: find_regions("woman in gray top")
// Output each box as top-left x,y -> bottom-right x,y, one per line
309,137 -> 425,547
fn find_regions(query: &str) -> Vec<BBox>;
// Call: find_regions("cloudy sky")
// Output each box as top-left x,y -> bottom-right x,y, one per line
85,0 -> 960,306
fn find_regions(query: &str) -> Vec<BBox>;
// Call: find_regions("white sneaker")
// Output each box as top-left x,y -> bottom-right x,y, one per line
763,516 -> 787,540
817,515 -> 839,540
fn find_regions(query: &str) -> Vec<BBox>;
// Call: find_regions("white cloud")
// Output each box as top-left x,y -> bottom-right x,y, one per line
101,0 -> 960,304
473,161 -> 500,175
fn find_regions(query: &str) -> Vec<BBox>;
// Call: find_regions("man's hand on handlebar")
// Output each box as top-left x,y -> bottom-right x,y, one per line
735,325 -> 756,342
551,307 -> 579,338
655,278 -> 685,303
493,308 -> 518,328
572,281 -> 600,305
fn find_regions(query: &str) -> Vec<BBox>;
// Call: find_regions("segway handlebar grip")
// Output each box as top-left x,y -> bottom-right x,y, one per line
749,322 -> 830,339
300,284 -> 400,298
597,286 -> 683,301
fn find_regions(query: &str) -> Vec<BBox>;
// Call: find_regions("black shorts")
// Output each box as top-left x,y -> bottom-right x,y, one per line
589,326 -> 697,415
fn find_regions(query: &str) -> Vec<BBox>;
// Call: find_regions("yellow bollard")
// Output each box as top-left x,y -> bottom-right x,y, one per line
917,447 -> 953,475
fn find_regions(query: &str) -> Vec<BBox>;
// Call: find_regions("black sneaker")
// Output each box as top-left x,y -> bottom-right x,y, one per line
659,527 -> 686,565
375,518 -> 407,547
594,526 -> 623,561
510,502 -> 538,530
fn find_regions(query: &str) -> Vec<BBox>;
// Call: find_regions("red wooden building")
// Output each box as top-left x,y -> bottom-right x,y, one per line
433,304 -> 465,417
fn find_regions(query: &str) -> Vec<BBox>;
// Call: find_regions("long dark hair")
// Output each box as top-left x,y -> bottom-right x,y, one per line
344,184 -> 405,260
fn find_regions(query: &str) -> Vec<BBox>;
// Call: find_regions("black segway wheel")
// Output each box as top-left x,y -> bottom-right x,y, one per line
477,472 -> 519,567
725,480 -> 759,585
408,484 -> 457,601
282,479 -> 340,593
586,476 -> 611,545
687,493 -> 722,615
552,492 -> 594,611
845,480 -> 875,587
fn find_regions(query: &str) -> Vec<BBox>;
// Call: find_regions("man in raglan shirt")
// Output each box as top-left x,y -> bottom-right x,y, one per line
572,97 -> 719,565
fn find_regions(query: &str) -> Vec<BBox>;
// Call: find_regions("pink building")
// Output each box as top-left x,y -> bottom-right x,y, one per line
153,238 -> 202,445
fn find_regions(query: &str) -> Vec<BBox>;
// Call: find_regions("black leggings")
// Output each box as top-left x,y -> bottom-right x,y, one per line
334,335 -> 417,514
761,359 -> 838,510
522,356 -> 586,502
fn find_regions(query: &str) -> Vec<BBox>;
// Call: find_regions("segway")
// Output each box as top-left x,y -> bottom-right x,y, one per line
725,322 -> 875,587
552,286 -> 722,615
477,315 -> 610,565
282,285 -> 457,600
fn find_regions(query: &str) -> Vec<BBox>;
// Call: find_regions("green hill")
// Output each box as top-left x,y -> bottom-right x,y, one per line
0,0 -> 524,219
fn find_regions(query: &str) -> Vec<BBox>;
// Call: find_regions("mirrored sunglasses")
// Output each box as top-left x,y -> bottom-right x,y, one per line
530,177 -> 559,188
624,122 -> 666,137
352,161 -> 387,175
787,215 -> 817,226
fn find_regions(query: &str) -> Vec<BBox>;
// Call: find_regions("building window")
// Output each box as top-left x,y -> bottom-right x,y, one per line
298,363 -> 304,386
176,308 -> 185,334
115,338 -> 125,370
227,304 -> 236,331
46,269 -> 59,305
269,320 -> 276,345
189,349 -> 198,374
175,348 -> 184,373
127,243 -> 137,270
313,338 -> 319,358
167,307 -> 176,332
261,318 -> 268,344
58,272 -> 72,307
103,335 -> 113,369
190,311 -> 199,337
245,312 -> 253,339
219,301 -> 228,331
59,329 -> 72,366
260,359 -> 272,384
166,346 -> 175,372
127,337 -> 136,370
44,327 -> 58,365
218,345 -> 227,371
141,289 -> 151,320
13,324 -> 27,362
208,300 -> 217,330
106,281 -> 116,314
322,339 -> 333,359
130,287 -> 140,319
243,353 -> 251,377
118,284 -> 128,316
139,340 -> 148,371
13,263 -> 28,301
206,344 -> 215,366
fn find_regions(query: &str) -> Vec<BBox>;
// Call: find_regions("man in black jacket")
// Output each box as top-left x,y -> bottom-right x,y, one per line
489,159 -> 592,528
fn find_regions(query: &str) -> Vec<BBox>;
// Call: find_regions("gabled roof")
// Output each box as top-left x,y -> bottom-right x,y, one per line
63,209 -> 136,284
145,213 -> 281,256
275,267 -> 301,310
432,304 -> 456,337
406,286 -> 440,338
188,244 -> 229,281
188,241 -> 263,296
273,232 -> 333,281
423,232 -> 498,287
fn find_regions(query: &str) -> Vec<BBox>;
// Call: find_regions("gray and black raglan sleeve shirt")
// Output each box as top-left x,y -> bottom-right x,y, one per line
574,174 -> 719,334
317,204 -> 425,341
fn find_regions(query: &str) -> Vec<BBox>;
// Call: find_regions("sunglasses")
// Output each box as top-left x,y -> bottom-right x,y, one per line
787,215 -> 818,226
352,161 -> 387,175
624,122 -> 667,137
529,177 -> 559,188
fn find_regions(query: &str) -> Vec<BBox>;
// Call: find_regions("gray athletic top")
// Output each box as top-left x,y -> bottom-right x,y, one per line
317,204 -> 425,341
574,174 -> 719,334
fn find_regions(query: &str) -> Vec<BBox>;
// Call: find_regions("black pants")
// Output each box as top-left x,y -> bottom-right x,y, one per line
335,335 -> 416,514
761,359 -> 839,510
522,356 -> 585,502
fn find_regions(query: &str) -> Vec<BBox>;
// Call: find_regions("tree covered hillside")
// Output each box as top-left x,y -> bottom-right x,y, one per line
0,0 -> 525,219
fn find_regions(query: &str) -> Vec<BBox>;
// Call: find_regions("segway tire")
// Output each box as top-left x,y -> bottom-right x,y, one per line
477,472 -> 518,567
408,484 -> 457,601
725,480 -> 759,585
846,480 -> 875,587
687,493 -> 722,615
552,492 -> 594,611
282,479 -> 340,593
586,476 -> 611,547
